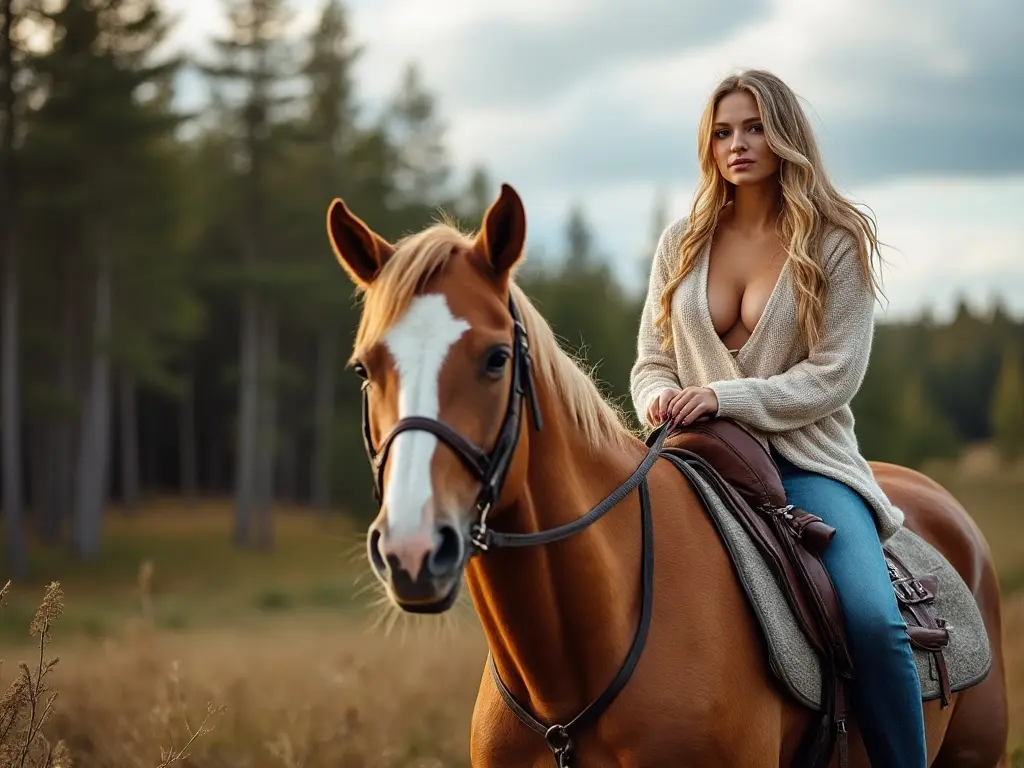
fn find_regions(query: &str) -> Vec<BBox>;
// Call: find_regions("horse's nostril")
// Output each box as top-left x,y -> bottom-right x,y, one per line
368,527 -> 387,574
428,522 -> 464,577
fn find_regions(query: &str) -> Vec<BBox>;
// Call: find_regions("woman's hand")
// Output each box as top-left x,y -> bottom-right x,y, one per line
668,386 -> 719,427
647,386 -> 719,429
646,387 -> 681,427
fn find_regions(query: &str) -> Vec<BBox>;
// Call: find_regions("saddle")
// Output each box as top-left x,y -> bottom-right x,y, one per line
660,418 -> 953,768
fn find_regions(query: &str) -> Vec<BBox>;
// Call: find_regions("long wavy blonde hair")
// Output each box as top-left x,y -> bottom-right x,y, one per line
655,69 -> 886,350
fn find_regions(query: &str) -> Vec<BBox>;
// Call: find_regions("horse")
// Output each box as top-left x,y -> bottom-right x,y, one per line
324,182 -> 1009,767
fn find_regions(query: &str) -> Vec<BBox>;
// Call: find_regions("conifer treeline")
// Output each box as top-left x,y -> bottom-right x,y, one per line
1,0 -> 1022,574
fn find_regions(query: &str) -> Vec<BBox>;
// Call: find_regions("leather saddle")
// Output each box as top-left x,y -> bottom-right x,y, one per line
657,417 -> 952,768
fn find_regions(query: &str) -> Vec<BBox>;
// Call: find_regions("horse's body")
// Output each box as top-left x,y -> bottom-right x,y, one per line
325,184 -> 1008,767
466,390 -> 1009,767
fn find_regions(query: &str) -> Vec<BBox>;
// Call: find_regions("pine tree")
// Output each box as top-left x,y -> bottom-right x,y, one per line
565,202 -> 594,270
296,0 -> 362,515
22,0 -> 186,559
386,62 -> 450,225
990,345 -> 1024,463
891,375 -> 962,468
201,0 -> 300,548
454,163 -> 492,230
638,187 -> 669,283
0,0 -> 31,577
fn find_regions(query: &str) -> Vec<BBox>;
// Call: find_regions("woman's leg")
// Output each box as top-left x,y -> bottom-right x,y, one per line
774,455 -> 927,768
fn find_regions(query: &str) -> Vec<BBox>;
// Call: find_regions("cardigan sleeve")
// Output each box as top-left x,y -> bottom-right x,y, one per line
706,229 -> 876,432
629,227 -> 683,425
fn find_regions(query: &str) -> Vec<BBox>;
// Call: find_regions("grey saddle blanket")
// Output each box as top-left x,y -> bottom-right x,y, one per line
666,456 -> 994,710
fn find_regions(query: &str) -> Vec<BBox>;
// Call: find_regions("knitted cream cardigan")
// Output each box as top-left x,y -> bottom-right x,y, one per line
630,215 -> 903,542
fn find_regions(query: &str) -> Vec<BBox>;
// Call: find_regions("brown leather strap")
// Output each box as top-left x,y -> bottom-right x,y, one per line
663,446 -> 854,674
659,418 -> 861,768
884,549 -> 952,707
659,447 -> 851,768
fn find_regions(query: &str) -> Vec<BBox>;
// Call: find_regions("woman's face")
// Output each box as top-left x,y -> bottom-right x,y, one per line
712,90 -> 780,186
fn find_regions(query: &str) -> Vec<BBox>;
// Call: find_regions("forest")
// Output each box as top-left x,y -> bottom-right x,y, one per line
1,0 -> 1023,583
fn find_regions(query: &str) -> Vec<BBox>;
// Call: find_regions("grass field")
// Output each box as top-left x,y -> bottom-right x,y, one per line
1,461 -> 1022,767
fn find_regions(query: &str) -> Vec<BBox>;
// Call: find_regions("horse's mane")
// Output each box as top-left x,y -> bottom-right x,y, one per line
351,217 -> 636,453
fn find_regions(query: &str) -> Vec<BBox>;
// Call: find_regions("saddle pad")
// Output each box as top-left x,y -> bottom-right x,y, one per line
667,456 -> 994,710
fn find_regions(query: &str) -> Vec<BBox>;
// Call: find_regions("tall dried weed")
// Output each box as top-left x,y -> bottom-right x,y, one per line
0,575 -> 222,768
0,579 -> 70,768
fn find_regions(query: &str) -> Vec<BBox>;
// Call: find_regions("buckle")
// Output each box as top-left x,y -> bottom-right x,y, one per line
470,522 -> 492,552
892,577 -> 932,604
470,502 -> 494,552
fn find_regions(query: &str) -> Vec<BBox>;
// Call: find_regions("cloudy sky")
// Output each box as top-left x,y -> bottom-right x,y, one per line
162,0 -> 1023,320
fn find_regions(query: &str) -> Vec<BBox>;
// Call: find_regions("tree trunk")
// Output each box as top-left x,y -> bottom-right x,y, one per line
234,289 -> 260,546
118,367 -> 139,514
254,302 -> 278,550
1,0 -> 26,578
311,326 -> 338,516
29,424 -> 47,536
50,274 -> 79,542
35,423 -> 63,544
38,266 -> 82,546
72,249 -> 113,561
2,224 -> 26,579
179,369 -> 197,506
278,412 -> 298,504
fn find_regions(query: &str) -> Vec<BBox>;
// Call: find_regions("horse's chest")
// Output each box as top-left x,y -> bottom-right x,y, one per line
469,684 -> 727,767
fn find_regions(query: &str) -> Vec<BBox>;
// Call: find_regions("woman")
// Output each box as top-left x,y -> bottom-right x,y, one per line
629,69 -> 926,767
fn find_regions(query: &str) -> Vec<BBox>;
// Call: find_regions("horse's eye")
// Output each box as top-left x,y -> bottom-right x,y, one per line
483,346 -> 511,377
353,361 -> 368,380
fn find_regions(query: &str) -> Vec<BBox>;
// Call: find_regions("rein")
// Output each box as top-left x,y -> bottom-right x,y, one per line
360,294 -> 670,767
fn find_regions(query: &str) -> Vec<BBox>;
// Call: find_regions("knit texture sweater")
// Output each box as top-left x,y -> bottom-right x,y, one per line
630,215 -> 904,542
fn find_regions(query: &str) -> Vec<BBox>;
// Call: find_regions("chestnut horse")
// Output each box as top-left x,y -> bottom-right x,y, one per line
325,183 -> 1008,767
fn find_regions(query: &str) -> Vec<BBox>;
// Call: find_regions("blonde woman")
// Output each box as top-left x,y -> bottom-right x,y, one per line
630,69 -> 925,767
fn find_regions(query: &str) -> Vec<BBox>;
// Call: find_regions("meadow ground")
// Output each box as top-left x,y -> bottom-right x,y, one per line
1,458 -> 1022,767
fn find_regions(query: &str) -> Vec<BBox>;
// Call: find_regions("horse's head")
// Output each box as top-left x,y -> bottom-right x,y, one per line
327,183 -> 541,613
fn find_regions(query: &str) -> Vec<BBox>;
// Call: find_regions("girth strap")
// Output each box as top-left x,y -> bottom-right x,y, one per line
886,549 -> 953,707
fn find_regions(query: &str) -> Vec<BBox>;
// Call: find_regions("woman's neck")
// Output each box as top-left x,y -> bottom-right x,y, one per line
729,180 -> 783,235
464,404 -> 648,724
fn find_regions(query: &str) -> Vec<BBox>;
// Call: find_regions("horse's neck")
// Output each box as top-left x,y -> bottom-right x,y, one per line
465,401 -> 648,723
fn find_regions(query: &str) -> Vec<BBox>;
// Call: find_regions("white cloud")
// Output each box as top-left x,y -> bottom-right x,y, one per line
851,176 -> 1024,320
161,0 -> 1024,319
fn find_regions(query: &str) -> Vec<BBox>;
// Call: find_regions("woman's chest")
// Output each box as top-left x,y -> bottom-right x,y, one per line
672,248 -> 806,372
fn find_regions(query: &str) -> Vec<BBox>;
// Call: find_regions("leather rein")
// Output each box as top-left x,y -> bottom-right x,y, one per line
359,295 -> 670,767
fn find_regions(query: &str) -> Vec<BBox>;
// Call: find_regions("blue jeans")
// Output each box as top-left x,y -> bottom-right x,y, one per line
772,451 -> 927,768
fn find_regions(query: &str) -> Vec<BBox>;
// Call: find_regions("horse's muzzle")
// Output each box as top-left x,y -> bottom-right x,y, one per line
367,519 -> 466,613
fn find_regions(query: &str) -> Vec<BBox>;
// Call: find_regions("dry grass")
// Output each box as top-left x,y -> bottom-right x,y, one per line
2,576 -> 485,768
2,571 -> 1021,767
0,460 -> 1021,766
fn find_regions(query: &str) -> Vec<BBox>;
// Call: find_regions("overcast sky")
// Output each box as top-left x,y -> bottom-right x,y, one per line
162,0 -> 1024,320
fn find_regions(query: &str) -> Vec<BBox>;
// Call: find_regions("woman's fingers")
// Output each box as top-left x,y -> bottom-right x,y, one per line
667,393 -> 700,423
653,387 -> 716,430
651,388 -> 683,426
672,389 -> 713,426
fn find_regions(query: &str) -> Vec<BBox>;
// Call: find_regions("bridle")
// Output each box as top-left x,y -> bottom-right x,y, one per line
358,293 -> 671,767
360,295 -> 544,553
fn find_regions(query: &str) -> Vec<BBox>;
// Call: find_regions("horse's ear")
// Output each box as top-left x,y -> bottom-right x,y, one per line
326,198 -> 394,288
475,183 -> 526,278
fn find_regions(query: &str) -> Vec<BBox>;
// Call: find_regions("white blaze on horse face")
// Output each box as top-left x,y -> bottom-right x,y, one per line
382,293 -> 470,539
